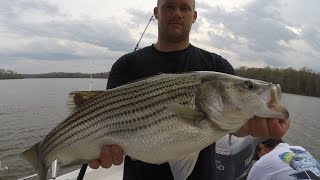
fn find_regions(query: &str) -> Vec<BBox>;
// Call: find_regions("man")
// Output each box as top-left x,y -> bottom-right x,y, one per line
247,138 -> 320,180
88,0 -> 290,179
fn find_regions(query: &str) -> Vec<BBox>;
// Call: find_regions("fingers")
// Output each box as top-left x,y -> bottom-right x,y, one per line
232,123 -> 249,137
233,117 -> 269,138
88,159 -> 101,169
88,144 -> 124,169
247,116 -> 270,138
100,145 -> 113,168
268,118 -> 290,139
234,117 -> 290,139
111,145 -> 124,165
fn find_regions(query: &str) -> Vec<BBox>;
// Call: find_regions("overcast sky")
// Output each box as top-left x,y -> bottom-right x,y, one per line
0,0 -> 319,74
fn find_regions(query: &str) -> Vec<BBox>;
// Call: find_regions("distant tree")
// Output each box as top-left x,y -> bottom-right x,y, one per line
235,66 -> 320,98
0,69 -> 23,79
20,72 -> 109,79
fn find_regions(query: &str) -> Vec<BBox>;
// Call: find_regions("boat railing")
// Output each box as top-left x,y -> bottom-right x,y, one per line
17,160 -> 58,180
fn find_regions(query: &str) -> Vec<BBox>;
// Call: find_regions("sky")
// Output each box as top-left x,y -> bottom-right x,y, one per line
0,0 -> 319,74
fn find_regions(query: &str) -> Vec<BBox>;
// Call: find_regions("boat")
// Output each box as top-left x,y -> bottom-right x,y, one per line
215,135 -> 254,180
62,135 -> 255,180
19,135 -> 255,180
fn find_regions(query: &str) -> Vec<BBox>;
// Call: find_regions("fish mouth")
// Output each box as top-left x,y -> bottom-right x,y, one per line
259,84 -> 289,120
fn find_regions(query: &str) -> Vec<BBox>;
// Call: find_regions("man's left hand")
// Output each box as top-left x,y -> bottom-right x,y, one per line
233,117 -> 290,139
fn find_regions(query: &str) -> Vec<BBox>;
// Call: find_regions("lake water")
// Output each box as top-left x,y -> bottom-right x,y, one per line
0,79 -> 319,179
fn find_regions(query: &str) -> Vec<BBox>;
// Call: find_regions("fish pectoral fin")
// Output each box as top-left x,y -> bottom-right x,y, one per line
168,151 -> 200,180
67,91 -> 104,112
166,103 -> 206,127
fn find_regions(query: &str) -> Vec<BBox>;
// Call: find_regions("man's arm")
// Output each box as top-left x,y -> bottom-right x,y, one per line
107,55 -> 131,89
215,57 -> 235,75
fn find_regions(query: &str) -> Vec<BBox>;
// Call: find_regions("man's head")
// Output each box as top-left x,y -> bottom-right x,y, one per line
157,0 -> 195,9
154,0 -> 197,43
253,138 -> 284,160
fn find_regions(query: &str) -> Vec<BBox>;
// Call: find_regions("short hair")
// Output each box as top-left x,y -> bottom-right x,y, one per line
157,0 -> 195,9
252,138 -> 284,160
260,138 -> 284,149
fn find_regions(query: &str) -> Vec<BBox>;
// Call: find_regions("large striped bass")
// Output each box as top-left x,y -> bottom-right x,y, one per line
21,71 -> 289,180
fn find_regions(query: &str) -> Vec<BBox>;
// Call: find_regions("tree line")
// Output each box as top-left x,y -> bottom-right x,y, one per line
22,72 -> 109,79
235,66 -> 320,98
0,70 -> 109,79
0,69 -> 23,79
1,67 -> 320,97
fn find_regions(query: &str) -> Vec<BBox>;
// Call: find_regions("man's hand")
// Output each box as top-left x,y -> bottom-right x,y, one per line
88,144 -> 124,169
233,117 -> 290,139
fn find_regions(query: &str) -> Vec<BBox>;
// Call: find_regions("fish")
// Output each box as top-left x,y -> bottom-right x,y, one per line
21,71 -> 289,180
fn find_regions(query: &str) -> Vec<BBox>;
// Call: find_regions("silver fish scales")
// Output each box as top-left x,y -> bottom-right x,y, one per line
21,71 -> 289,180
42,73 -> 200,158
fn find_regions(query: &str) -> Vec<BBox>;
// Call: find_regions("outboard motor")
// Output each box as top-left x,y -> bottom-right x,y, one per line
215,135 -> 254,180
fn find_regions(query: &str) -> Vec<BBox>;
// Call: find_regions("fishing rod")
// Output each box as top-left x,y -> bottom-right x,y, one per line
133,15 -> 155,51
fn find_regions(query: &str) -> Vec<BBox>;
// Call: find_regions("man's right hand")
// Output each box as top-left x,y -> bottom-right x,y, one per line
88,144 -> 124,169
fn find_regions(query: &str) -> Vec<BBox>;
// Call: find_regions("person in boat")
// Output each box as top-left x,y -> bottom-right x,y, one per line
88,0 -> 290,179
247,138 -> 320,180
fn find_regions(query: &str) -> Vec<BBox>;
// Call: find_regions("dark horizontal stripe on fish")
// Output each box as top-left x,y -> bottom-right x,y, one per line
40,79 -> 197,153
95,114 -> 176,140
40,77 -> 197,151
43,76 -> 196,147
40,87 -> 196,156
41,89 -> 193,156
44,108 -> 175,158
75,76 -> 183,113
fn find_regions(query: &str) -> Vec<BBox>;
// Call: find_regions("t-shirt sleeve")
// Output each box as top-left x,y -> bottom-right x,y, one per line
205,50 -> 235,75
107,55 -> 131,89
216,57 -> 235,75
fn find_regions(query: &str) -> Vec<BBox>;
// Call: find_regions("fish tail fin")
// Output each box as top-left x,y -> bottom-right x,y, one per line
21,143 -> 48,180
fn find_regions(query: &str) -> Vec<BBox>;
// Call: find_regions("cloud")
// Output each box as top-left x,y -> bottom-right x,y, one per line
203,0 -> 299,52
191,0 -> 320,72
0,0 -> 138,69
127,8 -> 154,27
0,0 -> 319,73
0,0 -> 60,20
125,8 -> 158,48
0,37 -> 116,61
5,18 -> 136,52
301,27 -> 320,51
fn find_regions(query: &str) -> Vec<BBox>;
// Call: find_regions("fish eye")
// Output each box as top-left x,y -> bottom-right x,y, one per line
244,80 -> 255,89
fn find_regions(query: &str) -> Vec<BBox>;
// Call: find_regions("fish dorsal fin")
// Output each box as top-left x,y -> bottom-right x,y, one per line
67,91 -> 104,112
169,151 -> 200,180
166,103 -> 206,127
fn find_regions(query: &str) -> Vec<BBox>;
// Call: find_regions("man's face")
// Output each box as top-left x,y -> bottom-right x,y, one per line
154,0 -> 197,42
